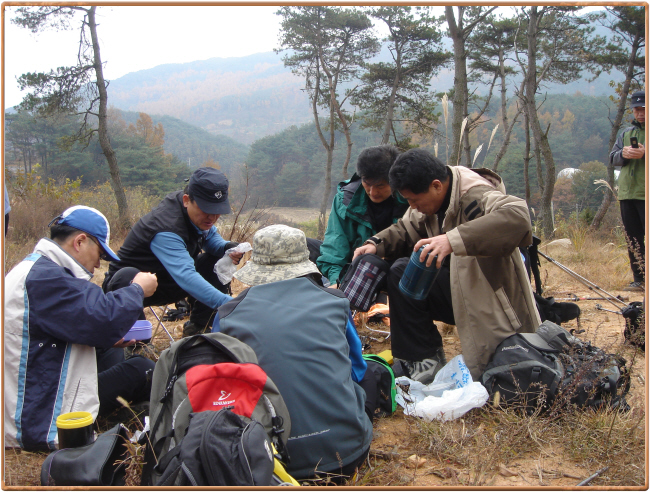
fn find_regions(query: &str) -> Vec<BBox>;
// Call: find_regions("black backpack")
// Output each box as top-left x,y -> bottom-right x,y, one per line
142,334 -> 291,486
155,409 -> 275,486
362,354 -> 397,418
338,254 -> 390,312
482,321 -> 630,412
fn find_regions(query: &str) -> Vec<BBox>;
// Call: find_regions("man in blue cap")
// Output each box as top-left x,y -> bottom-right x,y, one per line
610,90 -> 645,292
103,167 -> 243,336
5,206 -> 159,451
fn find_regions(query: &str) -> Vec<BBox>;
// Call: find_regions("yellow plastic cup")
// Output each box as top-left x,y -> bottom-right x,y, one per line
56,411 -> 94,449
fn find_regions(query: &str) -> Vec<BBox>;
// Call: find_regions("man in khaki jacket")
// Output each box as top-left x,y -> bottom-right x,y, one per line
354,149 -> 540,381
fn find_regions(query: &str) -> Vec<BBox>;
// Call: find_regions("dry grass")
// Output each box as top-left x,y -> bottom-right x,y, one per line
3,188 -> 645,487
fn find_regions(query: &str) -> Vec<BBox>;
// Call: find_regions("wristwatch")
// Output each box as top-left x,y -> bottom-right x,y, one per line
367,236 -> 382,246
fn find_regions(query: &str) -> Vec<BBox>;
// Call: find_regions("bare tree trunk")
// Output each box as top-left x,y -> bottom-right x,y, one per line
525,7 -> 555,238
318,107 -> 335,240
382,65 -> 402,145
523,110 -> 532,205
87,6 -> 130,229
591,31 -> 643,230
445,7 -> 468,167
492,70 -> 525,172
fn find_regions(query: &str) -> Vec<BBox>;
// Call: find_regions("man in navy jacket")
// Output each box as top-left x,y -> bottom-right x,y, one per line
4,206 -> 158,450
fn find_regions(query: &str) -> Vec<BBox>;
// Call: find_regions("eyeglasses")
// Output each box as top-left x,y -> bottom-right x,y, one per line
88,235 -> 111,261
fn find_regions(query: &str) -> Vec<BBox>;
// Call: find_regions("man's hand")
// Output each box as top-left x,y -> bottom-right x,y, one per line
622,143 -> 645,160
414,235 -> 452,268
132,272 -> 158,297
113,338 -> 136,348
229,251 -> 244,265
353,243 -> 377,259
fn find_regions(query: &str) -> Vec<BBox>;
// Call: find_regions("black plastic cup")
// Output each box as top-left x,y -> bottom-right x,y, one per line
56,411 -> 94,449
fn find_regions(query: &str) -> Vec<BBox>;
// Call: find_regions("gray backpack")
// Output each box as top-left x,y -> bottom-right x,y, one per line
142,333 -> 291,486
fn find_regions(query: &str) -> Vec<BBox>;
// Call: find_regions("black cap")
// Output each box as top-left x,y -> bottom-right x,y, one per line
187,167 -> 231,215
630,91 -> 645,108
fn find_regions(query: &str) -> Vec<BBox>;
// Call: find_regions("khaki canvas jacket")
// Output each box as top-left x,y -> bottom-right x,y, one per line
372,165 -> 541,379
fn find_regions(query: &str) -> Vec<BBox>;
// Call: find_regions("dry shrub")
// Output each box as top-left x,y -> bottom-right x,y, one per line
538,229 -> 632,293
78,182 -> 162,239
4,181 -> 163,272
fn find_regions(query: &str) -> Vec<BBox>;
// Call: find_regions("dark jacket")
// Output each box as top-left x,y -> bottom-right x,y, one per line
318,174 -> 408,285
108,191 -> 203,284
217,277 -> 373,479
4,239 -> 144,450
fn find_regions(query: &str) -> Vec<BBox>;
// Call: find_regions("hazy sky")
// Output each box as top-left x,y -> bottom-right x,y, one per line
3,5 -> 604,110
3,5 -> 286,108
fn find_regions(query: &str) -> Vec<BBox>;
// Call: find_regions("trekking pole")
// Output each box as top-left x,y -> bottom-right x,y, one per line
595,303 -> 623,315
537,250 -> 628,311
555,295 -> 629,302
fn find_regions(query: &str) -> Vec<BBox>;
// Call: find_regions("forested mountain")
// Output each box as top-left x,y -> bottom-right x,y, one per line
241,93 -> 617,217
115,109 -> 249,176
5,108 -> 249,195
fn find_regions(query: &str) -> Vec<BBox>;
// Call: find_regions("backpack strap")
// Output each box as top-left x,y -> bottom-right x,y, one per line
261,394 -> 290,464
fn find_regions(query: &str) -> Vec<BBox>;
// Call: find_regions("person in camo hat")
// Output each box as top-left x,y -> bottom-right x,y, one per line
213,225 -> 374,482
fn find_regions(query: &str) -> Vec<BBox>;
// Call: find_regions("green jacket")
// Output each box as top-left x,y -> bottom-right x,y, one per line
317,174 -> 409,285
609,120 -> 645,201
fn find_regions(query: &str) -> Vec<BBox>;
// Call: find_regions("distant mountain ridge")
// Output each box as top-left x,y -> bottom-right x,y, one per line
108,20 -> 621,145
110,52 -> 310,144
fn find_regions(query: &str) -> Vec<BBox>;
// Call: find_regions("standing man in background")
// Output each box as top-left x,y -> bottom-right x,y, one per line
610,90 -> 645,292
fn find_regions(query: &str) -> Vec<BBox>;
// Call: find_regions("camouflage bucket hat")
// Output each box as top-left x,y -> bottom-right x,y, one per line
234,224 -> 320,286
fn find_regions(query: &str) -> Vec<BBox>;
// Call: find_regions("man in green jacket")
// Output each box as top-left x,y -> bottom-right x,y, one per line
609,90 -> 645,292
317,145 -> 409,286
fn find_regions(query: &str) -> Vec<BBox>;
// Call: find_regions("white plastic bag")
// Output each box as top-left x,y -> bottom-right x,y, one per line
395,355 -> 488,421
214,242 -> 252,284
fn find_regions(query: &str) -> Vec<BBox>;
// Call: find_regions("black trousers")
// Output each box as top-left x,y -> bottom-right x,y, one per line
104,252 -> 228,327
620,199 -> 645,283
386,257 -> 450,362
96,352 -> 154,416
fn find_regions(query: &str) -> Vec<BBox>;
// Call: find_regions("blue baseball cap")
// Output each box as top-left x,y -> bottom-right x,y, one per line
49,206 -> 120,262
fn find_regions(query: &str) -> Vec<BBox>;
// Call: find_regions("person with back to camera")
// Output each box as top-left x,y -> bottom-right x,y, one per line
610,90 -> 645,292
213,225 -> 374,482
314,145 -> 409,286
102,167 -> 243,337
4,206 -> 158,451
354,149 -> 541,382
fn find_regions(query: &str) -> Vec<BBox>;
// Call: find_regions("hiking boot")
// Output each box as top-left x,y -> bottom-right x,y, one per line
399,347 -> 447,385
182,320 -> 210,338
623,281 -> 644,292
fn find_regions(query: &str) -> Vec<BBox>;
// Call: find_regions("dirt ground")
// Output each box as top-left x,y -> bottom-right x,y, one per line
4,265 -> 646,488
355,278 -> 646,487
